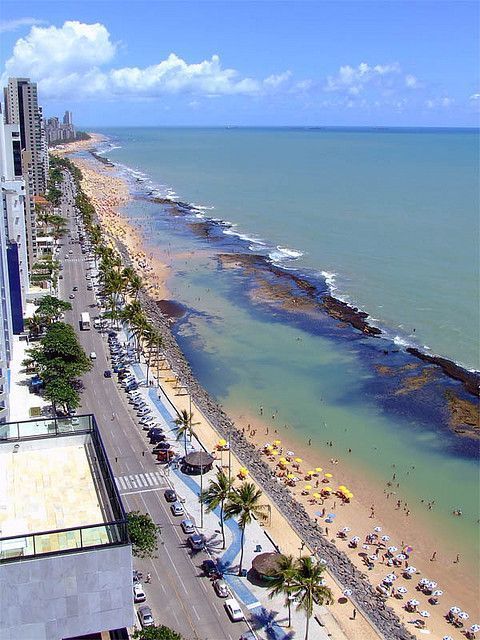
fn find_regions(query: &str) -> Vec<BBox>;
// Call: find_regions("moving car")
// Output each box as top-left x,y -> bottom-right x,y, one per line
213,579 -> 229,598
89,352 -> 97,359
72,286 -> 78,292
170,501 -> 184,516
69,294 -> 75,299
187,533 -> 206,551
133,582 -> 146,603
225,598 -> 244,622
180,519 -> 195,534
138,605 -> 154,628
164,489 -> 177,502
103,370 -> 112,378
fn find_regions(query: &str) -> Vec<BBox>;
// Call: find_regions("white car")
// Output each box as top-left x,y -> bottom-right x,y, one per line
133,582 -> 146,603
89,352 -> 97,359
225,598 -> 244,622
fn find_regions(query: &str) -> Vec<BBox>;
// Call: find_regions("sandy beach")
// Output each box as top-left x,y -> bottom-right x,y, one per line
55,134 -> 479,640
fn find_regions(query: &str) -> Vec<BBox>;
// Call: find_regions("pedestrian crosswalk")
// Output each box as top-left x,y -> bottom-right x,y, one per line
115,471 -> 166,493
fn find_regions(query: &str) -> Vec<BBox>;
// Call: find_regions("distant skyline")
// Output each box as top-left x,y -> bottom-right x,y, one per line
0,1 -> 478,127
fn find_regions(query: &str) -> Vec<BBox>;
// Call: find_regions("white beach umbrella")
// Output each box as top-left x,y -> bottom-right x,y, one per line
432,590 -> 443,597
443,636 -> 454,640
381,535 -> 390,542
369,554 -> 378,561
383,576 -> 393,584
342,526 -> 351,533
343,588 -> 353,597
286,450 -> 295,456
396,553 -> 407,560
373,526 -> 382,532
419,578 -> 429,585
420,610 -> 430,618
397,586 -> 408,594
388,546 -> 398,553
470,624 -> 480,633
459,612 -> 470,620
449,606 -> 461,614
427,581 -> 437,589
350,536 -> 360,543
405,566 -> 417,574
408,599 -> 420,606
387,573 -> 398,581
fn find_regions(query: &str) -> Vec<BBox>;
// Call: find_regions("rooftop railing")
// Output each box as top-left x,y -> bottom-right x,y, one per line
0,414 -> 129,563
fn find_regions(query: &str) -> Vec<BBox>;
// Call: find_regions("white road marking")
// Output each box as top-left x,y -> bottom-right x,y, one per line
117,486 -> 168,496
129,475 -> 138,488
246,601 -> 261,610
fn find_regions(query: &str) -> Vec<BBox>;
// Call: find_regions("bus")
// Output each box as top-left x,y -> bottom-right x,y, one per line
80,312 -> 91,330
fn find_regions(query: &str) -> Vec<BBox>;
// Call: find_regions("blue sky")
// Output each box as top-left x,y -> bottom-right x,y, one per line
1,1 -> 478,127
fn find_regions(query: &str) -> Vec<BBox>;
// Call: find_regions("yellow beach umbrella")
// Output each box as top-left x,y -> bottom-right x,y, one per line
338,485 -> 347,491
265,445 -> 273,451
287,473 -> 296,479
271,450 -> 279,456
323,486 -> 332,493
325,473 -> 333,478
279,457 -> 288,463
304,485 -> 312,491
307,470 -> 315,476
315,467 -> 323,473
312,492 -> 322,499
274,439 -> 282,445
294,457 -> 303,463
218,439 -> 227,447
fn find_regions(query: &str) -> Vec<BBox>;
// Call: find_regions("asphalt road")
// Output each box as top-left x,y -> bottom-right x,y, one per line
57,171 -> 250,640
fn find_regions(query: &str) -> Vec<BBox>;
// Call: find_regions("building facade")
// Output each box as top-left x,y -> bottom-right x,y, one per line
45,111 -> 76,145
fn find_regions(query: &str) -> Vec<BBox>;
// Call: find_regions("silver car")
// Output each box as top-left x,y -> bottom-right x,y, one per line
138,605 -> 154,628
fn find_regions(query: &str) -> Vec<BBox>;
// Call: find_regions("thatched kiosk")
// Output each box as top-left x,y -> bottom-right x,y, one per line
251,552 -> 285,581
183,450 -> 215,474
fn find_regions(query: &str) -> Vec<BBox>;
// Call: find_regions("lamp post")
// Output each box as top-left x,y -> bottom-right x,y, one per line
227,423 -> 232,480
200,460 -> 204,529
299,541 -> 306,558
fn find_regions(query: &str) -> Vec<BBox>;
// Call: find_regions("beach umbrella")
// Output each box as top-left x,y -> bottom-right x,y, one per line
315,467 -> 323,473
327,513 -> 336,519
294,457 -> 303,463
443,636 -> 454,640
459,612 -> 470,620
287,473 -> 296,479
432,590 -> 443,597
396,554 -> 407,561
383,576 -> 393,584
351,536 -> 360,543
419,578 -> 429,586
218,438 -> 227,447
342,527 -> 351,533
405,566 -> 417,574
397,586 -> 408,594
408,599 -> 420,606
325,473 -> 333,478
342,588 -> 353,597
381,535 -> 390,542
323,486 -> 333,493
338,485 -> 347,491
386,573 -> 398,581
388,546 -> 398,553
304,485 -> 312,490
470,625 -> 480,633
449,606 -> 461,614
286,450 -> 295,456
420,610 -> 430,618
373,526 -> 382,532
312,492 -> 322,499
427,581 -> 437,589
274,440 -> 282,445
369,554 -> 378,561
271,450 -> 279,456
307,470 -> 315,476
403,545 -> 414,554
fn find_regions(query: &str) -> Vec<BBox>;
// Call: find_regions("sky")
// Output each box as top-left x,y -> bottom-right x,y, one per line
0,0 -> 478,127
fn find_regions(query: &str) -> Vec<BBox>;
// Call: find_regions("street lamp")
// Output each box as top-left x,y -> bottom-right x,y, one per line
200,460 -> 204,529
299,541 -> 306,558
227,423 -> 232,480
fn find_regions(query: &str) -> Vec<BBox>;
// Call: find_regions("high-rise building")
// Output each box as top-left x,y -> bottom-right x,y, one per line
3,77 -> 48,266
45,112 -> 76,145
63,110 -> 73,125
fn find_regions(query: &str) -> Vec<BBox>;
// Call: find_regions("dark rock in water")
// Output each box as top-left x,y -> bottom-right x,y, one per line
156,299 -> 186,320
322,295 -> 382,336
407,347 -> 480,397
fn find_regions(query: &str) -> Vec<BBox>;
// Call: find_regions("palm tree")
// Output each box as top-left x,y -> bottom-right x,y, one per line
224,482 -> 268,575
289,556 -> 332,640
144,327 -> 162,384
267,554 -> 297,627
175,409 -> 199,456
200,470 -> 234,549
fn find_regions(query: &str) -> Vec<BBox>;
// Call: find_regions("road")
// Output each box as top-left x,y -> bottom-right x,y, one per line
57,170 -> 250,640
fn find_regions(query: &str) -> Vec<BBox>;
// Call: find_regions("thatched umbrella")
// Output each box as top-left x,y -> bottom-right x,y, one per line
251,552 -> 285,580
183,451 -> 215,474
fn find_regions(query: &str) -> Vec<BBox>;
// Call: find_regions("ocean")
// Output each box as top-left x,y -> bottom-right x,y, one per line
89,126 -> 479,567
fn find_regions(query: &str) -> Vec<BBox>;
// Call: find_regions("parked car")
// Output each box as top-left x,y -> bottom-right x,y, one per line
69,294 -> 75,299
170,501 -> 184,516
164,489 -> 177,502
103,370 -> 112,378
187,533 -> 206,551
133,582 -> 146,603
225,598 -> 244,622
213,579 -> 229,598
138,605 -> 154,628
202,559 -> 218,577
89,351 -> 97,359
239,632 -> 257,640
72,286 -> 78,292
180,519 -> 195,534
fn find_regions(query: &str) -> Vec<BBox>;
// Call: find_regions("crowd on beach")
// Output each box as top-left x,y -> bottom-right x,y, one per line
59,140 -> 478,640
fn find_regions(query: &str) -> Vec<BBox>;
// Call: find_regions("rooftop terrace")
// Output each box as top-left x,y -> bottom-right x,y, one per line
0,415 -> 128,562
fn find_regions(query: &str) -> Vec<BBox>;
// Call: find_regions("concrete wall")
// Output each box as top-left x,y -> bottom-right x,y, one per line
0,544 -> 133,640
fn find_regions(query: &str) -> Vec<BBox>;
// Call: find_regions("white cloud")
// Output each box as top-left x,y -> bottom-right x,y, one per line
0,17 -> 46,33
425,97 -> 454,109
325,62 -> 401,94
1,21 -> 293,100
405,74 -> 419,88
469,93 -> 480,101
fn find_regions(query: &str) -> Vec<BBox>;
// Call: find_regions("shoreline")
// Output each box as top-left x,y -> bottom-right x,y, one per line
56,135 -> 479,638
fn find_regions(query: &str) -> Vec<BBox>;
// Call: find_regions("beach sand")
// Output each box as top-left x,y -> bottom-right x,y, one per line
54,134 -> 479,640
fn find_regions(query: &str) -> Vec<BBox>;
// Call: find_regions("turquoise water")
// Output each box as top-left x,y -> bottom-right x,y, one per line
89,128 -> 479,567
101,127 -> 479,370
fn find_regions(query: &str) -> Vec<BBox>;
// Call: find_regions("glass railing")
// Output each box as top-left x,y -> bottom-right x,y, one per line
0,414 -> 94,440
0,521 -> 128,563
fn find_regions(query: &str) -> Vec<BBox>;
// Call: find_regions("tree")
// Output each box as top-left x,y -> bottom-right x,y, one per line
224,482 -> 268,575
175,409 -> 199,457
127,511 -> 161,558
289,556 -> 332,640
133,626 -> 183,640
44,377 -> 79,414
267,554 -> 297,627
35,295 -> 72,325
200,470 -> 234,549
30,255 -> 61,292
